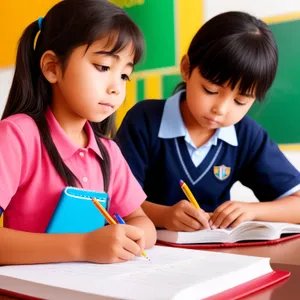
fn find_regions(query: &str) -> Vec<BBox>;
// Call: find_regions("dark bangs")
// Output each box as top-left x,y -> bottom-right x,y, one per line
37,0 -> 144,69
85,13 -> 144,65
197,33 -> 277,101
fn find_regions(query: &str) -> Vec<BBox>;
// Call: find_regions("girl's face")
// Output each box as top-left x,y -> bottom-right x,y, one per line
180,56 -> 256,131
49,36 -> 135,123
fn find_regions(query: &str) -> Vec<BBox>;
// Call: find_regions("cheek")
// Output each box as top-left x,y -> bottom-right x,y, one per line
117,82 -> 127,100
227,106 -> 251,124
67,71 -> 103,101
186,92 -> 209,113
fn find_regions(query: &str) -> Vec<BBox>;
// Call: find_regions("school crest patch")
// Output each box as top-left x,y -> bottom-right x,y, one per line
213,165 -> 231,180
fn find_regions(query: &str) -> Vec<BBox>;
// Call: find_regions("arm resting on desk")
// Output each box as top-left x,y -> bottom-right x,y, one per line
254,191 -> 300,223
0,227 -> 81,265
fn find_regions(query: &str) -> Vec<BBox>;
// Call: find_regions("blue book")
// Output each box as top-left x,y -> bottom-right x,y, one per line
46,187 -> 108,234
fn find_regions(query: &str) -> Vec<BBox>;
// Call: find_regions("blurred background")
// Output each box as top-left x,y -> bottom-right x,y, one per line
0,0 -> 300,210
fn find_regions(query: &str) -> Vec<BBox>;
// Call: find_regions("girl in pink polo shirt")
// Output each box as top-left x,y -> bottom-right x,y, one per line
0,0 -> 156,265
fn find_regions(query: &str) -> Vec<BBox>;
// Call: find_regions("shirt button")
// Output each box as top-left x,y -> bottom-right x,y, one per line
195,151 -> 201,156
82,177 -> 88,182
79,151 -> 85,157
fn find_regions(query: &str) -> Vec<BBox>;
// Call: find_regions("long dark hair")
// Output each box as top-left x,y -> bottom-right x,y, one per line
174,11 -> 278,101
2,0 -> 144,192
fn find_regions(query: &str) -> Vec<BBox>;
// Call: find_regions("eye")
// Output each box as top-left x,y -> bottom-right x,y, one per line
234,99 -> 247,106
203,86 -> 218,95
121,74 -> 130,81
94,65 -> 110,72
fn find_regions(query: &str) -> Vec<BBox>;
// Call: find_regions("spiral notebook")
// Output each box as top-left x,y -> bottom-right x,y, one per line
46,187 -> 108,234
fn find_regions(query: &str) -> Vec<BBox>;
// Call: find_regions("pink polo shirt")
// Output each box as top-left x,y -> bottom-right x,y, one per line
0,108 -> 146,233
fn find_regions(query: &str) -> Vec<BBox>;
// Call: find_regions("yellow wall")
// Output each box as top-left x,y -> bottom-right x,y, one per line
0,0 -> 59,68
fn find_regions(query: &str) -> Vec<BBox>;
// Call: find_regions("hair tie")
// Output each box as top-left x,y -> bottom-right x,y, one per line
38,17 -> 43,30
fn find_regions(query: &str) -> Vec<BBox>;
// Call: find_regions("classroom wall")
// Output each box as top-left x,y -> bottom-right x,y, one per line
1,1 -> 300,225
113,0 -> 300,145
113,0 -> 300,202
2,0 -> 300,144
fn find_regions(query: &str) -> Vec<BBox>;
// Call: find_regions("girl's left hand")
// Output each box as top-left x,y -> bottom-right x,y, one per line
209,201 -> 257,229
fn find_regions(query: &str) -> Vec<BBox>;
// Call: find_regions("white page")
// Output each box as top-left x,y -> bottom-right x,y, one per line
257,221 -> 300,233
0,246 -> 272,300
157,221 -> 258,243
157,221 -> 300,244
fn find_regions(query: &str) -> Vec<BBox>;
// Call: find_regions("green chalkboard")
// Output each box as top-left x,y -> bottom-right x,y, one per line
137,79 -> 145,102
125,0 -> 176,71
162,74 -> 182,98
248,20 -> 300,144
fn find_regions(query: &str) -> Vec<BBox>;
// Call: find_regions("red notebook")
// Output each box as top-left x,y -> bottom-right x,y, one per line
157,233 -> 300,249
205,270 -> 290,300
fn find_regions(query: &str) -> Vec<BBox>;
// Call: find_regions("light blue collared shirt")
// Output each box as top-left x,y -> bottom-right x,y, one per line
158,91 -> 300,199
158,91 -> 238,167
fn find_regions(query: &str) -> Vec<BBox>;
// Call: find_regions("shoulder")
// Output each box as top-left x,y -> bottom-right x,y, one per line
127,99 -> 166,114
124,99 -> 166,123
235,115 -> 266,143
100,138 -> 123,158
0,114 -> 41,165
119,99 -> 166,136
100,138 -> 132,175
234,116 -> 279,162
0,114 -> 40,140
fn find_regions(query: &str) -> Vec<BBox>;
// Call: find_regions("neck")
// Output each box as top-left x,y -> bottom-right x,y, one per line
50,99 -> 88,148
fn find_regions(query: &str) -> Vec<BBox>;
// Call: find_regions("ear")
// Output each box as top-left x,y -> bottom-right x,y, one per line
40,50 -> 61,84
180,55 -> 190,82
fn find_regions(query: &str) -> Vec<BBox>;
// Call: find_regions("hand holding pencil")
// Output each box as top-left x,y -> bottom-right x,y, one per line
162,180 -> 210,232
80,218 -> 145,263
91,199 -> 149,261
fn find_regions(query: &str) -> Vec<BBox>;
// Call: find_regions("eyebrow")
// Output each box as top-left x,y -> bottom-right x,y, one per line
93,51 -> 134,68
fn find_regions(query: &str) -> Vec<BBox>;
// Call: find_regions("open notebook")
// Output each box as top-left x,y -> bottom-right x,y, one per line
0,246 -> 289,300
157,221 -> 300,244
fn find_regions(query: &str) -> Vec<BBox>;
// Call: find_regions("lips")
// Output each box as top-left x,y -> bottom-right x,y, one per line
98,102 -> 114,108
205,117 -> 219,124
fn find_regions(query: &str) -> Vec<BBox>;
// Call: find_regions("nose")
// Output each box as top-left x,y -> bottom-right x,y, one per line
106,79 -> 121,96
211,99 -> 229,116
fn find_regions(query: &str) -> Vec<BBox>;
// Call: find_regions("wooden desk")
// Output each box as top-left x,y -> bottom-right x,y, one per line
209,235 -> 300,265
208,237 -> 300,299
1,237 -> 300,300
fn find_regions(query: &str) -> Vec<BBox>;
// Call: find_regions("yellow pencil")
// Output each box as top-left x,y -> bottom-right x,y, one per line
179,180 -> 201,210
91,198 -> 149,260
92,198 -> 116,225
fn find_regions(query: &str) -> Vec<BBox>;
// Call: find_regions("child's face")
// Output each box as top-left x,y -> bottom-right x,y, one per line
52,37 -> 135,123
182,66 -> 256,130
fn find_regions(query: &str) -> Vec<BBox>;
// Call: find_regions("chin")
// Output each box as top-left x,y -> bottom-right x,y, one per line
89,114 -> 113,123
201,123 -> 220,130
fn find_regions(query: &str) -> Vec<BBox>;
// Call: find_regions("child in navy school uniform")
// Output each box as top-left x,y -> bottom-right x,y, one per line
115,11 -> 300,232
